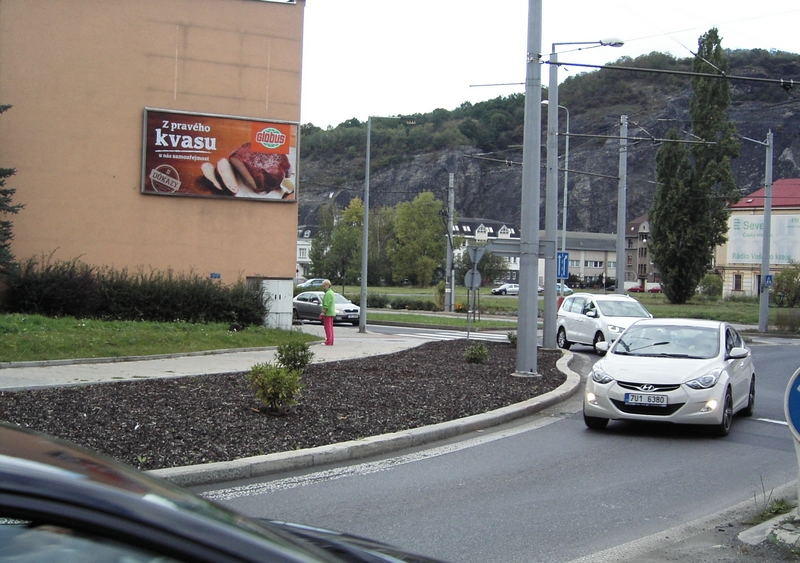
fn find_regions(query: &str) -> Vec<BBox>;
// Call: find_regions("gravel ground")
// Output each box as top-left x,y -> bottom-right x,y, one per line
0,340 -> 564,471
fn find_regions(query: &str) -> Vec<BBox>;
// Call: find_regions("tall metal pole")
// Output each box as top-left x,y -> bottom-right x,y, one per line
758,130 -> 773,333
358,117 -> 372,333
615,115 -> 627,295
561,107 -> 570,258
543,48 -> 559,348
516,0 -> 543,375
445,173 -> 455,312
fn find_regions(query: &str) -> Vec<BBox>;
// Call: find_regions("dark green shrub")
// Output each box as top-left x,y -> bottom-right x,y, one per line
248,362 -> 304,412
698,274 -> 722,298
275,340 -> 314,372
388,297 -> 440,311
367,293 -> 389,308
465,342 -> 488,364
4,256 -> 267,325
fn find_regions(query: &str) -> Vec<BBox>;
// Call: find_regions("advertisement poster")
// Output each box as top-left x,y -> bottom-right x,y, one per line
727,214 -> 800,264
141,108 -> 298,201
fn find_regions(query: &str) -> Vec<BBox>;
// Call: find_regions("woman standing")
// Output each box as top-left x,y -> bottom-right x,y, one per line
320,279 -> 336,346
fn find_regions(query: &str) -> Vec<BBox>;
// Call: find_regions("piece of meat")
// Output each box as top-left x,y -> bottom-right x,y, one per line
216,158 -> 241,195
201,162 -> 224,191
229,143 -> 292,193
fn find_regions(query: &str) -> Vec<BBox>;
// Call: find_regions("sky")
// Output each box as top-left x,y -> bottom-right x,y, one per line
300,0 -> 800,129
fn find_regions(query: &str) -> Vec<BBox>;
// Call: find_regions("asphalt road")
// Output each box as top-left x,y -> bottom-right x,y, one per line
194,337 -> 800,563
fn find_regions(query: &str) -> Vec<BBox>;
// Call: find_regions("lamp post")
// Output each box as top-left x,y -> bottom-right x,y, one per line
359,115 -> 414,333
541,100 -> 570,289
543,38 -> 622,348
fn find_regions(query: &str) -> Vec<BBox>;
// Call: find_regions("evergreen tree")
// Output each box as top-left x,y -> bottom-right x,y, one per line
649,29 -> 740,304
0,104 -> 23,280
389,191 -> 445,286
327,198 -> 363,291
309,202 -> 336,278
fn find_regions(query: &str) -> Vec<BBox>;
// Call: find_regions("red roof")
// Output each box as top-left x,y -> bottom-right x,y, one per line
733,178 -> 800,209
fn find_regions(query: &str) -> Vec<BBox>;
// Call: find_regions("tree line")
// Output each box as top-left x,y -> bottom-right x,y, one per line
308,191 -> 508,290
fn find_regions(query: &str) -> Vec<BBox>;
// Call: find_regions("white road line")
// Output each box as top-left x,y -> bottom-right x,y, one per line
755,417 -> 788,426
200,417 -> 560,502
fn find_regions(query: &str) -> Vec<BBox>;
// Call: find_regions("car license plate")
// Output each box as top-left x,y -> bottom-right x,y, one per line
625,393 -> 668,406
347,314 -> 358,319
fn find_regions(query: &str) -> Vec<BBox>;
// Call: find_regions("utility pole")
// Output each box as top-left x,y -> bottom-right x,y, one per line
615,115 -> 627,294
758,130 -> 773,333
445,173 -> 455,312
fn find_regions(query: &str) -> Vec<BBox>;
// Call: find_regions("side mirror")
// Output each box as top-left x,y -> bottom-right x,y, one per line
728,347 -> 749,359
585,310 -> 597,318
311,298 -> 320,304
596,341 -> 610,352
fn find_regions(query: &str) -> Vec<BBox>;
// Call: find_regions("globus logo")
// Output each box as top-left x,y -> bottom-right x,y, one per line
255,127 -> 287,149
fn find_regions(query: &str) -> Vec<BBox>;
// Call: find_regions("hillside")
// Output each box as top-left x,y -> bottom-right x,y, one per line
298,49 -> 800,233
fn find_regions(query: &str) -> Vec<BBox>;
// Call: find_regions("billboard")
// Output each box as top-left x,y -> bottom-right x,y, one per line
727,214 -> 800,264
141,108 -> 298,202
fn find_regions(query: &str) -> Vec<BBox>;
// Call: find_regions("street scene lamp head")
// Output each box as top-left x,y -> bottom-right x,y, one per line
599,38 -> 625,48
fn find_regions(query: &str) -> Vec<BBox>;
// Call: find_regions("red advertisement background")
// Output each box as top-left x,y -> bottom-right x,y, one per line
142,109 -> 298,201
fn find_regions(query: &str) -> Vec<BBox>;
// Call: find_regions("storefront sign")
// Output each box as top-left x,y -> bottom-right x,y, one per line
727,214 -> 800,264
141,108 -> 298,202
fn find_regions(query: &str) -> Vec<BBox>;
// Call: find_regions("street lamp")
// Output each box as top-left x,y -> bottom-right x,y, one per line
359,115 -> 414,333
542,38 -> 623,348
541,100 -> 570,288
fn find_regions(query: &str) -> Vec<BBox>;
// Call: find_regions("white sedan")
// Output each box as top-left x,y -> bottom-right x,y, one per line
583,318 -> 756,436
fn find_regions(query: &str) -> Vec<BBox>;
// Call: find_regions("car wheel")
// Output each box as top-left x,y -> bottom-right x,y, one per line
556,327 -> 571,350
741,376 -> 756,417
351,320 -> 359,326
292,309 -> 301,323
583,410 -> 609,430
713,388 -> 733,437
500,289 -> 506,295
593,332 -> 606,355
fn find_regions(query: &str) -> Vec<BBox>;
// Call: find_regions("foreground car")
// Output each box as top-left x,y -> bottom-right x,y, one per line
583,319 -> 756,436
491,283 -> 519,295
557,293 -> 651,353
0,422 -> 449,563
293,291 -> 360,325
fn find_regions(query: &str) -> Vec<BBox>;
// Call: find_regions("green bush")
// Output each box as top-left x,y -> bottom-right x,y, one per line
698,274 -> 722,297
367,292 -> 390,308
465,341 -> 488,364
774,309 -> 800,333
3,255 -> 267,325
248,362 -> 304,412
507,331 -> 517,348
389,297 -> 440,311
275,340 -> 314,372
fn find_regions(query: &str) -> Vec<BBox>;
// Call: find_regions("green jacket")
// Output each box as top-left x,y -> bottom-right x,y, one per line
322,288 -> 336,317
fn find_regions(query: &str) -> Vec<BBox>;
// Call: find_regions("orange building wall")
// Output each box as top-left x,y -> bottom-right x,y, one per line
0,0 -> 304,283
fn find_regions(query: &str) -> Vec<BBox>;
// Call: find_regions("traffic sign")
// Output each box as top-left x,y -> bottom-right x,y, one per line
765,274 -> 774,288
557,252 -> 569,279
467,245 -> 485,264
464,270 -> 482,290
784,367 -> 800,441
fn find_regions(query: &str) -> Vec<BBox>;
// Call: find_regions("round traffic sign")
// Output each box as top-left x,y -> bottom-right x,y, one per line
783,367 -> 800,441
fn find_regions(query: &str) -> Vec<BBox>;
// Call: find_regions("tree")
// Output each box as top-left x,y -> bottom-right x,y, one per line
309,203 -> 336,278
389,191 -> 445,286
367,206 -> 396,286
649,29 -> 740,304
0,104 -> 23,280
327,198 -> 363,291
454,249 -> 508,286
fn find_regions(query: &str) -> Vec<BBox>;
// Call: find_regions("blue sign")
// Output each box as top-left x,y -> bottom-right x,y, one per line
765,275 -> 774,288
784,367 -> 800,441
557,252 -> 569,279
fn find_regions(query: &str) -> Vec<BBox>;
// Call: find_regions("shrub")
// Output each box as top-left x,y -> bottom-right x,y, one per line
698,274 -> 722,297
454,302 -> 467,313
248,362 -> 304,412
465,341 -> 488,364
507,331 -> 517,348
4,255 -> 267,325
435,280 -> 446,309
367,292 -> 389,308
389,297 -> 440,311
275,340 -> 314,372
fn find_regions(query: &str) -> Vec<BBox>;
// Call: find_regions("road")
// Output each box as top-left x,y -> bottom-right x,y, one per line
193,335 -> 800,563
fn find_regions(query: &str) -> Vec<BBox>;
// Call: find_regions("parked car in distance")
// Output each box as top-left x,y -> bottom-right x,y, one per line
627,285 -> 645,293
557,293 -> 651,353
556,283 -> 573,295
0,422 -> 450,563
491,283 -> 519,295
293,291 -> 360,325
648,285 -> 662,293
583,319 -> 756,436
297,278 -> 326,289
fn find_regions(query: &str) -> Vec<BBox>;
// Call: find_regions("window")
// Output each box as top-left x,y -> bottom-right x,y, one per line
608,261 -> 616,268
638,264 -> 647,275
298,248 -> 307,258
627,255 -> 633,266
569,260 -> 580,267
638,247 -> 647,257
584,261 -> 603,268
733,273 -> 743,291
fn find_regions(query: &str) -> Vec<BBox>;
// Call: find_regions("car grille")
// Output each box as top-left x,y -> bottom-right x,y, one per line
611,399 -> 685,416
341,308 -> 358,313
617,381 -> 681,393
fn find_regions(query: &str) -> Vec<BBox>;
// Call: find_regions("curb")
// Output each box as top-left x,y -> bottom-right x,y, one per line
149,351 -> 582,487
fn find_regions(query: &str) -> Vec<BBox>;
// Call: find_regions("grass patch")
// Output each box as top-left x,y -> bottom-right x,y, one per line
0,314 -> 318,363
367,311 -> 517,330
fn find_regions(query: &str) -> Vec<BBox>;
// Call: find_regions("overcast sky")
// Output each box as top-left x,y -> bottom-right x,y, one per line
300,0 -> 800,128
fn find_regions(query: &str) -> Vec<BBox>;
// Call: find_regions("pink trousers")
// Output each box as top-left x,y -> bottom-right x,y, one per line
322,315 -> 334,345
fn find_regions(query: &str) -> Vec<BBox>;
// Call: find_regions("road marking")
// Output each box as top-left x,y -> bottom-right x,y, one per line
755,417 -> 787,426
200,417 -> 559,502
403,330 -> 511,343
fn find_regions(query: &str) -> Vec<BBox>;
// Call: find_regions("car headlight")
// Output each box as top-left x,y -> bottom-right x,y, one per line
590,365 -> 614,384
607,324 -> 624,334
685,369 -> 723,390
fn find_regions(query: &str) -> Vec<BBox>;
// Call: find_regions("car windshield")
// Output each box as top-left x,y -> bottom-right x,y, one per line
334,294 -> 352,304
596,300 -> 650,318
612,324 -> 720,359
